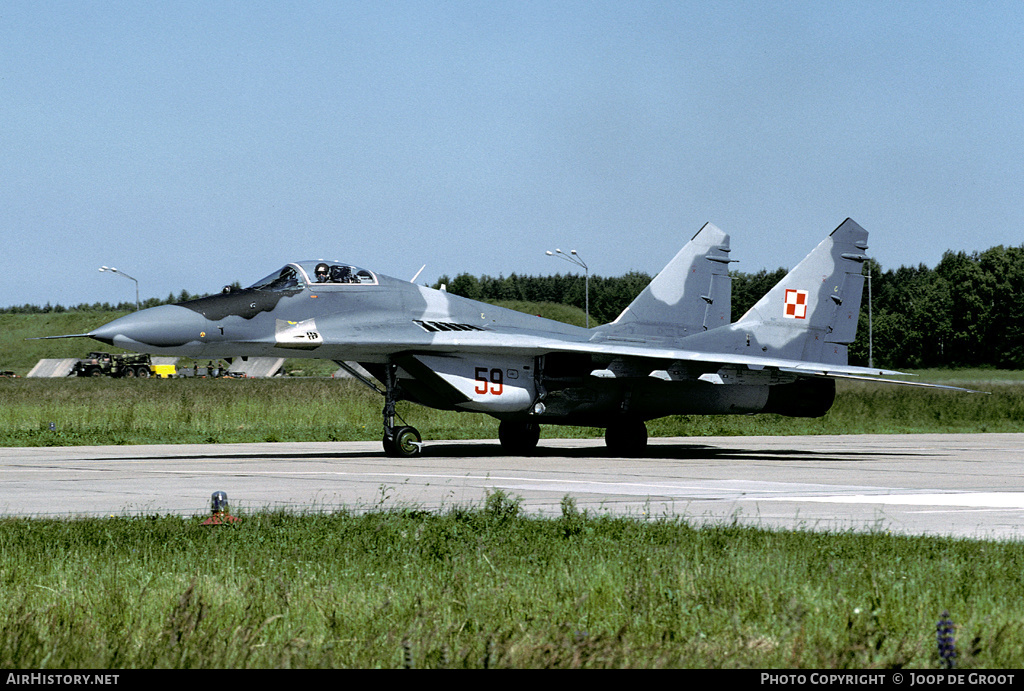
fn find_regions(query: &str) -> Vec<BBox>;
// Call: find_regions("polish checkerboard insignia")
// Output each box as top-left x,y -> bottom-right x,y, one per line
784,289 -> 809,319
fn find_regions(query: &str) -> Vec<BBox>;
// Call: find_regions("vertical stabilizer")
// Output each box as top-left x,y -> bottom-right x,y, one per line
682,218 -> 868,365
597,223 -> 733,341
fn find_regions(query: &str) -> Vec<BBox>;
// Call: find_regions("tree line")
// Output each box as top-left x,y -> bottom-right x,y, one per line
856,246 -> 1024,369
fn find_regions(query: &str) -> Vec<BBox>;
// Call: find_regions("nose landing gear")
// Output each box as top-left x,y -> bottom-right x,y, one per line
383,425 -> 422,457
382,361 -> 422,458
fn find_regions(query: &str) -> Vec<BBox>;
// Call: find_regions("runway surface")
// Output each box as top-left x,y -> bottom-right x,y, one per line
4,434 -> 1024,540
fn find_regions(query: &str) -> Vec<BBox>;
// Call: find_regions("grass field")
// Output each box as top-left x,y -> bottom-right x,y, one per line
2,503 -> 1024,668
0,374 -> 1019,447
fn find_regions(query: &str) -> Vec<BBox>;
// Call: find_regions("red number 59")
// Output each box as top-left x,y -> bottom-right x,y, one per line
474,367 -> 504,395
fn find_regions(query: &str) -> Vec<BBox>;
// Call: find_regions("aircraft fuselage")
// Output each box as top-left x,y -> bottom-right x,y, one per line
87,267 -> 834,426
66,219 -> 910,456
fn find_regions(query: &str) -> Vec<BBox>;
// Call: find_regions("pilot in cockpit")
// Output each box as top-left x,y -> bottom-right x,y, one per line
314,263 -> 331,283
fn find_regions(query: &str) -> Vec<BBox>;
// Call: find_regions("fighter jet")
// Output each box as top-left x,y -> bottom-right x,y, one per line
47,218 -> 962,457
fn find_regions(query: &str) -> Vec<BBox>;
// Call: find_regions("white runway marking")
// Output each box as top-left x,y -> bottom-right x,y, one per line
770,492 -> 1024,509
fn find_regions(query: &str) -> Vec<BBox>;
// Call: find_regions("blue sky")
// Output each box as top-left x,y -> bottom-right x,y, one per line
3,1 -> 1023,309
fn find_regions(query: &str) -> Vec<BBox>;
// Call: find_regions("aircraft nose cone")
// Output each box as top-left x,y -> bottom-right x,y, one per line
89,305 -> 209,349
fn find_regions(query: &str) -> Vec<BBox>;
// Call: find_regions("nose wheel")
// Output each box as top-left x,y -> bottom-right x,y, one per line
381,361 -> 423,457
383,425 -> 422,457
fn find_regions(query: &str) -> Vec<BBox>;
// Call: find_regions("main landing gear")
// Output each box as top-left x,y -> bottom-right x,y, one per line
496,419 -> 648,456
604,419 -> 648,456
381,362 -> 422,458
498,420 -> 541,455
344,359 -> 650,458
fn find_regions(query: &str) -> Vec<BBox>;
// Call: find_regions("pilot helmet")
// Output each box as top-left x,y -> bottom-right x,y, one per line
211,491 -> 229,514
314,263 -> 330,280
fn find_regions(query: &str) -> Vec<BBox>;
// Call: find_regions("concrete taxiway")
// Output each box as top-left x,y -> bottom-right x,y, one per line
3,434 -> 1024,541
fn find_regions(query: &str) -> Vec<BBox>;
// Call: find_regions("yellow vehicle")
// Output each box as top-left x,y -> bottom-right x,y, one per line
151,364 -> 176,379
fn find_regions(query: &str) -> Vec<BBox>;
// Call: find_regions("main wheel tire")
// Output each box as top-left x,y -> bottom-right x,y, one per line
384,426 -> 422,458
605,420 -> 648,456
136,366 -> 151,378
498,420 -> 541,455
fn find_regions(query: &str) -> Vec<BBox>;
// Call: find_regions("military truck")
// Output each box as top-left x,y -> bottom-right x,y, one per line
72,352 -> 153,378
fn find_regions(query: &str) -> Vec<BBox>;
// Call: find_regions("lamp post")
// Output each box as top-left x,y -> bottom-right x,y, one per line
867,263 -> 873,369
545,248 -> 589,328
99,266 -> 140,311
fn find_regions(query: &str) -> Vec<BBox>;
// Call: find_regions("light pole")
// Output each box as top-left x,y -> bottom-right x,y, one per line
867,263 -> 873,369
545,248 -> 589,328
99,266 -> 140,311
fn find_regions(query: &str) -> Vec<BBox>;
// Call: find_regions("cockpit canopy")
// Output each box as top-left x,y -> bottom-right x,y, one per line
247,261 -> 378,292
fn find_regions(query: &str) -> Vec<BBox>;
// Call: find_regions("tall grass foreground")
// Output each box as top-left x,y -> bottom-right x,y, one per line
1,501 -> 1023,668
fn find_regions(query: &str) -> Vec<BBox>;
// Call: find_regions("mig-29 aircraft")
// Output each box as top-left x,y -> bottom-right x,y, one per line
47,218 -> 959,457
